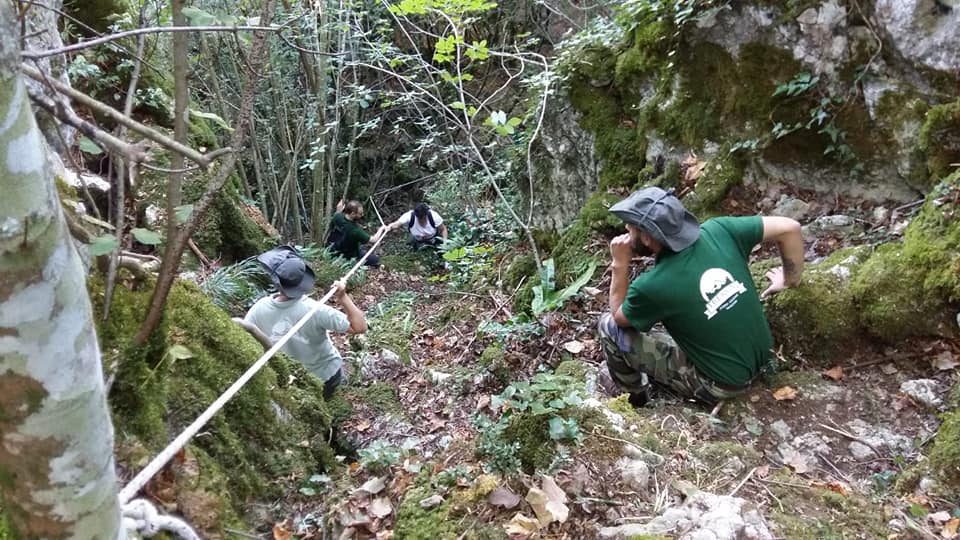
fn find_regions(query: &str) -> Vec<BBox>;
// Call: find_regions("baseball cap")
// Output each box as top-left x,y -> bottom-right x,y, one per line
256,245 -> 316,298
609,187 -> 700,252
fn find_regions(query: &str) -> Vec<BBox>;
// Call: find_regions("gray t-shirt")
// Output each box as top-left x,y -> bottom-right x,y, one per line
243,295 -> 349,382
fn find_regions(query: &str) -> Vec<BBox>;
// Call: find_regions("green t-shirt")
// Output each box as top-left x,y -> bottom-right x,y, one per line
621,216 -> 772,387
330,212 -> 371,259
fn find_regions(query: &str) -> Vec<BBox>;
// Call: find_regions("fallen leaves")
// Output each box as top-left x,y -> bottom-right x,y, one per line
780,448 -> 810,474
488,487 -> 521,509
682,153 -> 708,184
811,480 -> 849,496
942,518 -> 959,539
500,476 -> 569,537
369,497 -> 393,518
562,340 -> 584,354
822,366 -> 844,381
773,386 -> 798,401
273,521 -> 292,540
932,350 -> 959,371
356,477 -> 386,496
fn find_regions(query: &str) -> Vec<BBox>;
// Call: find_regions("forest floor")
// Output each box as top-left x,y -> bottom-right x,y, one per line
261,230 -> 959,540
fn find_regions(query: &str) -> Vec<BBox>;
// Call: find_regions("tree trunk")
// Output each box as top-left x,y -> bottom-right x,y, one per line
0,3 -> 123,535
135,0 -> 277,345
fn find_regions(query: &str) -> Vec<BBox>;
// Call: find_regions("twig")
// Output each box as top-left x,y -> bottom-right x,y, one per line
753,479 -> 784,513
223,528 -> 262,539
590,427 -> 665,465
709,400 -> 725,418
452,279 -> 524,364
22,24 -> 285,59
895,509 -> 940,540
817,422 -> 882,456
188,239 -> 211,267
21,63 -> 215,168
816,452 -> 852,483
729,467 -> 756,497
26,87 -> 149,163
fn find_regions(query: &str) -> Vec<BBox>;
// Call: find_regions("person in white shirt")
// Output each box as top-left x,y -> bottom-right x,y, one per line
384,203 -> 448,250
243,246 -> 367,399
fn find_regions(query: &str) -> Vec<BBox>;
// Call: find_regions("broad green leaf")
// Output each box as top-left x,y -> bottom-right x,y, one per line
299,486 -> 317,496
174,204 -> 193,224
166,344 -> 194,360
89,234 -> 118,256
181,6 -> 217,25
529,401 -> 552,415
189,109 -> 233,131
450,101 -> 466,110
547,398 -> 566,409
132,227 -> 162,245
78,136 -> 103,155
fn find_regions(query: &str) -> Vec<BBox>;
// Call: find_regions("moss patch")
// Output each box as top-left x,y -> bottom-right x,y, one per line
346,382 -> 404,417
926,408 -> 960,496
768,469 -> 889,539
92,277 -> 336,531
554,360 -> 589,383
394,479 -> 457,539
918,98 -> 960,183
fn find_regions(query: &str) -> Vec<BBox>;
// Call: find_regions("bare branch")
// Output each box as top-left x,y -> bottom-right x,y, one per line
21,24 -> 284,59
21,63 -> 219,167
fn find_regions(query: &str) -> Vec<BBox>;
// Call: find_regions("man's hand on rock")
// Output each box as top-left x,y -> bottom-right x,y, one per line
610,233 -> 634,267
761,267 -> 788,300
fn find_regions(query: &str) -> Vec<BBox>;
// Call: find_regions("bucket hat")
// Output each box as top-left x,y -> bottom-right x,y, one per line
609,187 -> 700,252
256,245 -> 316,298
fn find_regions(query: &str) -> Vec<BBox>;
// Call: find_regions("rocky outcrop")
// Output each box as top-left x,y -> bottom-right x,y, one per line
526,95 -> 599,231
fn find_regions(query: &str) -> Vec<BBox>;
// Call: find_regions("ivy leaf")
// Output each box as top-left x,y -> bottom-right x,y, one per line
78,136 -> 103,155
88,234 -> 119,256
132,227 -> 162,245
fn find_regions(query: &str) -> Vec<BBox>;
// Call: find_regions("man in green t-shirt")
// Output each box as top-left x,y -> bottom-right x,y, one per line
598,187 -> 805,406
327,200 -> 387,267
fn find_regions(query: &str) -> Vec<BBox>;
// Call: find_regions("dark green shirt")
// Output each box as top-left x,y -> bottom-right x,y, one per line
330,212 -> 370,259
621,216 -> 772,387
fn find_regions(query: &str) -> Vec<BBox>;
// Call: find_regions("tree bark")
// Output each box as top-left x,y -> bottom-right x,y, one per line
134,0 -> 277,345
0,3 -> 123,535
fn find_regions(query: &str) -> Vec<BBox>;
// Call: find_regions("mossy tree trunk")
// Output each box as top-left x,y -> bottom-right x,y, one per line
0,4 -> 123,536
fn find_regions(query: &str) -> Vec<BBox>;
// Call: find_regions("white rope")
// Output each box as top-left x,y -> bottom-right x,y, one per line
118,233 -> 387,504
122,499 -> 200,540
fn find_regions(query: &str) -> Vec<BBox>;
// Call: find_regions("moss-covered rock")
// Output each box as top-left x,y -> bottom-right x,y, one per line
394,480 -> 457,539
917,98 -> 960,184
926,407 -> 960,496
850,171 -> 960,341
92,276 -> 336,533
763,246 -> 870,362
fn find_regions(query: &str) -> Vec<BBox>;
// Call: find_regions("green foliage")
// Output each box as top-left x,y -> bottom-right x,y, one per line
440,244 -> 494,288
359,440 -> 404,472
131,227 -> 162,245
198,258 -> 269,316
88,234 -> 119,256
477,373 -> 589,474
531,259 -> 596,315
366,292 -> 417,360
389,0 -> 498,17
772,72 -> 820,98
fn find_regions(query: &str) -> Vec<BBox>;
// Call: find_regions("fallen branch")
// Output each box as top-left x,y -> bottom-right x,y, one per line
22,63 -> 217,168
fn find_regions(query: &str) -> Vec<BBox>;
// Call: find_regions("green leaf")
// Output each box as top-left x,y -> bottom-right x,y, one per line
299,486 -> 317,497
132,227 -> 162,245
530,401 -> 553,415
78,136 -> 103,155
450,101 -> 466,110
189,109 -> 233,131
174,204 -> 193,224
507,117 -> 522,127
181,6 -> 217,25
88,234 -> 119,256
908,503 -> 928,518
547,398 -> 566,409
166,344 -> 194,361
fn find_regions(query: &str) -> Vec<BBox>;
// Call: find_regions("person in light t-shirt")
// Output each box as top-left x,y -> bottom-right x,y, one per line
384,203 -> 448,250
243,246 -> 367,399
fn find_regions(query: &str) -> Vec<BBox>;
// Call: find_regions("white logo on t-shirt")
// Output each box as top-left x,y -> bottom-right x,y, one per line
699,268 -> 746,320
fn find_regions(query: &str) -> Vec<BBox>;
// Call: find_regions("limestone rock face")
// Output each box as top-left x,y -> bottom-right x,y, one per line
526,95 -> 598,231
874,0 -> 960,72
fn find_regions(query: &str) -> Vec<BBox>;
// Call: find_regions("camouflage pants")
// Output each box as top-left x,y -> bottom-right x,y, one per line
597,313 -> 746,405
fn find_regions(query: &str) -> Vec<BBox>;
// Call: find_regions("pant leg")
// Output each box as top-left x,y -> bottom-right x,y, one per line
359,246 -> 380,267
323,368 -> 343,400
597,313 -> 732,403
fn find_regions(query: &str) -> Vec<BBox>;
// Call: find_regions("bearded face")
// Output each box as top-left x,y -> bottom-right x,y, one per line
633,234 -> 653,257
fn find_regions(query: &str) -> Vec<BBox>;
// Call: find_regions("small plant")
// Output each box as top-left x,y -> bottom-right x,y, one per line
298,473 -> 331,497
531,259 -> 596,315
433,464 -> 472,488
476,373 -> 588,475
477,315 -> 543,342
359,440 -> 404,472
